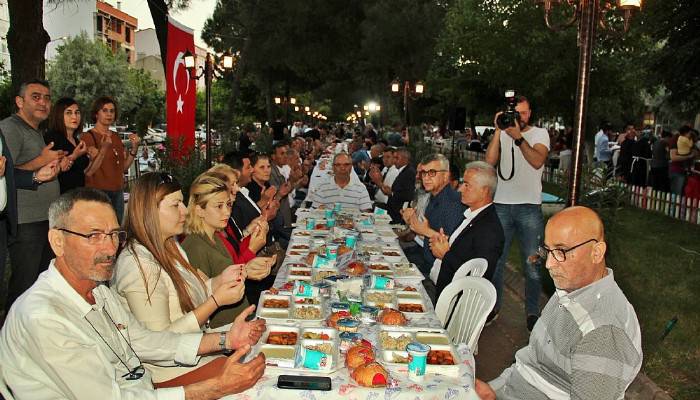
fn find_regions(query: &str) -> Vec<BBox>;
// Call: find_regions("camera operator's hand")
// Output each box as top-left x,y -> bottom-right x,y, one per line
504,121 -> 523,141
493,111 -> 503,131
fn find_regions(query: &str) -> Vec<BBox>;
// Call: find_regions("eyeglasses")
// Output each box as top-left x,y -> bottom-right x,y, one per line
537,238 -> 598,262
419,169 -> 448,178
123,364 -> 145,381
58,228 -> 127,245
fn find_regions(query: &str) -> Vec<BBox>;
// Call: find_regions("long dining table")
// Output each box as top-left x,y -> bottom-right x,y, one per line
224,207 -> 478,399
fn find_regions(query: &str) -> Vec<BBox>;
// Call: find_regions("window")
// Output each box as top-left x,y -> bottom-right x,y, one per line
116,20 -> 122,34
125,27 -> 131,43
96,15 -> 103,32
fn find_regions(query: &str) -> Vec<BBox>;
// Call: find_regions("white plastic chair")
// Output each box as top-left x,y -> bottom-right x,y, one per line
0,364 -> 15,400
454,258 -> 488,279
435,277 -> 496,353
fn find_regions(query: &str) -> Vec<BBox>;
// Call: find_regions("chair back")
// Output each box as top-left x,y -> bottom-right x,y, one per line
435,277 -> 496,352
0,363 -> 15,400
454,258 -> 488,279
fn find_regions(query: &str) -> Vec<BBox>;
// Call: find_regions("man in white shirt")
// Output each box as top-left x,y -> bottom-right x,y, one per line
594,122 -> 614,175
0,188 -> 267,399
485,94 -> 550,331
307,152 -> 372,211
373,147 -> 397,205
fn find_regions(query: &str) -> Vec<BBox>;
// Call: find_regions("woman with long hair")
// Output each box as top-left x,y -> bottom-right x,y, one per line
207,164 -> 268,262
81,96 -> 140,221
182,172 -> 275,328
112,172 -> 245,384
44,97 -> 92,193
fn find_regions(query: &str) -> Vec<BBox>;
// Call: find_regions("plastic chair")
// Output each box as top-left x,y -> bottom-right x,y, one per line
0,364 -> 15,400
435,277 -> 496,353
454,258 -> 488,279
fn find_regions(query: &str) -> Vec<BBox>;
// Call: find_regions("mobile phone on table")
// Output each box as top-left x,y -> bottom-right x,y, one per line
277,375 -> 332,391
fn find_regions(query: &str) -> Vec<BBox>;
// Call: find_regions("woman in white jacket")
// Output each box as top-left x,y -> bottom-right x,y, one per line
112,172 -> 246,385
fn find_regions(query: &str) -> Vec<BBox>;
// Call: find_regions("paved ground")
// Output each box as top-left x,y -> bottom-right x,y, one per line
477,264 -> 673,399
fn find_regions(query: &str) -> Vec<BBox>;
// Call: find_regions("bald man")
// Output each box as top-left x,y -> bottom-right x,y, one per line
476,206 -> 642,400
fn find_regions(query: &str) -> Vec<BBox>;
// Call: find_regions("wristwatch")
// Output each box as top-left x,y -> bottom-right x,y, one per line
219,332 -> 228,351
514,137 -> 525,147
32,172 -> 43,185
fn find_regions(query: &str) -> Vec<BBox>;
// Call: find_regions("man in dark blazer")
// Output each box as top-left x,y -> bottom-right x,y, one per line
0,131 -> 59,308
384,148 -> 416,223
429,161 -> 504,303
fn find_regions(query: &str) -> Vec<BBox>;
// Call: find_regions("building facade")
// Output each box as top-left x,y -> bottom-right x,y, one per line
44,0 -> 137,64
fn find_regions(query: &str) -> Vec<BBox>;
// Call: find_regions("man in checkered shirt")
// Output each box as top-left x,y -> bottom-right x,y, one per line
476,206 -> 642,400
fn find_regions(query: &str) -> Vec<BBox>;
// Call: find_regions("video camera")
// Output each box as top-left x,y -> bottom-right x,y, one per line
496,90 -> 520,130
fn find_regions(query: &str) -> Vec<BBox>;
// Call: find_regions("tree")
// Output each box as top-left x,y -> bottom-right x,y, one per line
6,0 -> 50,95
47,34 -> 163,129
640,0 -> 700,119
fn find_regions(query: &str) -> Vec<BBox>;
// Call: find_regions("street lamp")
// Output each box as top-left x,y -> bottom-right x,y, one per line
273,96 -> 297,125
535,0 -> 640,206
390,78 -> 425,126
184,49 -> 237,167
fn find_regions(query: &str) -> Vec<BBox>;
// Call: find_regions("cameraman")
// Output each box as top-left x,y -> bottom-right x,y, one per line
485,94 -> 550,331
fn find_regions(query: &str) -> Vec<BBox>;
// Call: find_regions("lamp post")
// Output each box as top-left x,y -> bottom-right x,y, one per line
274,96 -> 297,126
535,0 -> 641,206
184,50 -> 235,167
391,79 -> 424,126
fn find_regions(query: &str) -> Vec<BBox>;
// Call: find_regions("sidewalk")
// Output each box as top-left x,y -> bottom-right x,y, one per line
474,263 -> 673,400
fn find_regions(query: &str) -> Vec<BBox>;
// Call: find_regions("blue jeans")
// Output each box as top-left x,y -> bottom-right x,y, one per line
669,172 -> 686,196
493,203 -> 544,317
103,189 -> 125,224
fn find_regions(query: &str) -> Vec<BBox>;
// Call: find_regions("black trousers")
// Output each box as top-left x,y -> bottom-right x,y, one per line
5,220 -> 54,312
0,218 -> 8,307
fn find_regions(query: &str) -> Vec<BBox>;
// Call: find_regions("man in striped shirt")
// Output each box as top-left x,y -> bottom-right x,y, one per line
476,206 -> 642,400
307,152 -> 372,211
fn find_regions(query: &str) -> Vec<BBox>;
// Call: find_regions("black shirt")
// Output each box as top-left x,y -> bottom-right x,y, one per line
271,121 -> 285,141
44,129 -> 89,193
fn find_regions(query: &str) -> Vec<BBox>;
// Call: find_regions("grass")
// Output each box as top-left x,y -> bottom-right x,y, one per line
506,181 -> 700,399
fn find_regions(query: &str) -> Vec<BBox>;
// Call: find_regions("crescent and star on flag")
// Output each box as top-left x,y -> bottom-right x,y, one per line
172,51 -> 190,114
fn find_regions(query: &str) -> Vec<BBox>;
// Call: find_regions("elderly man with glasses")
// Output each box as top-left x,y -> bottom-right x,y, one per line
401,154 -> 466,296
306,152 -> 372,211
0,188 -> 267,399
475,206 -> 642,400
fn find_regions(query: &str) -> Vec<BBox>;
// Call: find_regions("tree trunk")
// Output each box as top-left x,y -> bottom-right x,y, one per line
147,0 -> 169,72
265,71 -> 273,123
7,0 -> 50,95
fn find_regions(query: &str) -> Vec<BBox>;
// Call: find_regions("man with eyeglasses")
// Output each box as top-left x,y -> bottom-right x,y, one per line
306,152 -> 372,211
1,79 -> 68,312
401,154 -> 466,287
475,206 -> 642,400
0,188 -> 267,399
485,94 -> 550,331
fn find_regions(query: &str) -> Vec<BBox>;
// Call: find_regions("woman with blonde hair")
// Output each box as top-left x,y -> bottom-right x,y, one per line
112,172 -> 246,384
207,163 -> 268,262
182,172 -> 275,328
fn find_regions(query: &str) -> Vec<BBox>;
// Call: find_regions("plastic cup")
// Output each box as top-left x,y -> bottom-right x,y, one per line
345,235 -> 357,248
326,217 -> 336,228
406,342 -> 431,383
306,218 -> 316,230
326,244 -> 339,260
334,202 -> 342,212
324,209 -> 334,219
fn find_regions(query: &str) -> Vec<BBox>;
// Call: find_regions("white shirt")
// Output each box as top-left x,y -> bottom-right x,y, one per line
375,165 -> 399,204
429,203 -> 491,284
0,261 -> 203,400
239,186 -> 261,213
307,177 -> 372,210
493,126 -> 550,205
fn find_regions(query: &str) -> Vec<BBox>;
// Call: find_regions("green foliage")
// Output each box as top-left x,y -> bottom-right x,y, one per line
639,0 -> 700,118
429,0 -> 651,133
0,70 -> 13,119
47,34 -> 164,129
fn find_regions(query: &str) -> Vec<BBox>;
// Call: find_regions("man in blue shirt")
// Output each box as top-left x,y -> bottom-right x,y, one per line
594,122 -> 613,176
402,154 -> 465,300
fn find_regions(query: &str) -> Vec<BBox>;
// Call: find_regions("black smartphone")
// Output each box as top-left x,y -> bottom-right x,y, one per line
277,375 -> 332,391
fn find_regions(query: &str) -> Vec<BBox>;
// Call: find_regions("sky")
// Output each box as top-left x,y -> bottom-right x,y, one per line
119,0 -> 218,49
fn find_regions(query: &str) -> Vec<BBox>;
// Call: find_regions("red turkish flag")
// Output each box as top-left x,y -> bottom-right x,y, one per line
166,17 -> 196,158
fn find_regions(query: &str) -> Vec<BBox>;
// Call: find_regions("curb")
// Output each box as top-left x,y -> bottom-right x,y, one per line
503,263 -> 673,400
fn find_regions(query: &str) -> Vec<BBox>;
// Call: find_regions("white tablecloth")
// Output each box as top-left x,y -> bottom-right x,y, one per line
224,211 -> 477,399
